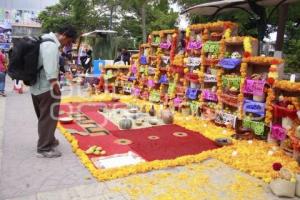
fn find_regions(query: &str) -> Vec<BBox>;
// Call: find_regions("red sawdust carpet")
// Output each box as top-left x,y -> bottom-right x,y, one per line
59,102 -> 219,162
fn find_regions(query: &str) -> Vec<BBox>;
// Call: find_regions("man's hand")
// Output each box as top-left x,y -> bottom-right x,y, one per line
49,79 -> 61,96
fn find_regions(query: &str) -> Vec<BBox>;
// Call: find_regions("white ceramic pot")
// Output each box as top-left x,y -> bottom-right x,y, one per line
296,174 -> 300,197
253,93 -> 265,102
270,178 -> 296,198
282,117 -> 293,130
190,82 -> 199,89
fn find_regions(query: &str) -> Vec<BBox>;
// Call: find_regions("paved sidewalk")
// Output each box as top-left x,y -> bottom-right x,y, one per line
0,80 -> 95,200
0,79 -> 298,200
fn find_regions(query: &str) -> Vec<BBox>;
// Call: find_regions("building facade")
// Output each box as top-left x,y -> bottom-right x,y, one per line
0,0 -> 59,40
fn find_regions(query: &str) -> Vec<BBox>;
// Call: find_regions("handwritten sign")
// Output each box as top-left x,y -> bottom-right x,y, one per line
203,90 -> 218,102
222,76 -> 241,89
215,111 -> 237,127
187,57 -> 201,67
160,42 -> 171,49
271,124 -> 286,141
243,79 -> 265,96
220,93 -> 239,107
186,88 -> 198,100
243,99 -> 265,117
204,74 -> 217,83
168,83 -> 176,96
242,119 -> 265,135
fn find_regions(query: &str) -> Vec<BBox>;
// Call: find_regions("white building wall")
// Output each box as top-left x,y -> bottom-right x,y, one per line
0,0 -> 59,11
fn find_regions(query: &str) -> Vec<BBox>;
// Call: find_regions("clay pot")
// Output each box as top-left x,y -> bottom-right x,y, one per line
161,108 -> 174,124
270,178 -> 296,198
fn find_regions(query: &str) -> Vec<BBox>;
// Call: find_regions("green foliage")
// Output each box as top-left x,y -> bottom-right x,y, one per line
284,39 -> 300,73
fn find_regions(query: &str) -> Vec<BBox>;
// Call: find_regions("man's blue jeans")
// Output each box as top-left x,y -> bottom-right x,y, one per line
0,72 -> 6,93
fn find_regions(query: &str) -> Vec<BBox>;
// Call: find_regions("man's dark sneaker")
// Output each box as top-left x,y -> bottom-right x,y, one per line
36,149 -> 62,158
52,139 -> 59,148
0,92 -> 6,97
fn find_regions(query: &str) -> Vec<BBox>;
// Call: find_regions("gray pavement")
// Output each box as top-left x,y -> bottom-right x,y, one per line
0,79 -> 298,200
0,80 -> 95,200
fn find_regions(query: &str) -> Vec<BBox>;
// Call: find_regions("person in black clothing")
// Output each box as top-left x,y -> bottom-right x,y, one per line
81,49 -> 92,73
114,49 -> 122,63
121,48 -> 130,65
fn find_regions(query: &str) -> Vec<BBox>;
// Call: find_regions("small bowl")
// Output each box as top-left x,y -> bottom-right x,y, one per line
59,117 -> 73,124
215,138 -> 232,147
135,119 -> 143,126
129,108 -> 138,113
149,118 -> 158,125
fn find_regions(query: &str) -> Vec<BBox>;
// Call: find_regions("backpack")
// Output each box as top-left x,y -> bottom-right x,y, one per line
8,36 -> 55,86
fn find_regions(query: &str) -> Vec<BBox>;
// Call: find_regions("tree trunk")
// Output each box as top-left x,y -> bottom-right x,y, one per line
275,4 -> 289,51
141,2 -> 147,43
109,6 -> 114,29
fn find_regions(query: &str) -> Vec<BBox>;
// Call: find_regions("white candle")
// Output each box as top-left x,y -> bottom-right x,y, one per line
290,74 -> 296,83
267,150 -> 274,156
232,151 -> 238,157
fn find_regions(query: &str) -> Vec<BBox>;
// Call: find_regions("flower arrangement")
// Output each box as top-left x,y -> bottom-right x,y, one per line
172,54 -> 184,66
223,28 -> 232,39
242,57 -> 283,65
274,80 -> 300,92
243,37 -> 253,55
189,21 -> 238,32
265,88 -> 275,124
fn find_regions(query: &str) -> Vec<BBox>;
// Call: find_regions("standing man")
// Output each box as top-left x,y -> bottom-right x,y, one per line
31,25 -> 78,158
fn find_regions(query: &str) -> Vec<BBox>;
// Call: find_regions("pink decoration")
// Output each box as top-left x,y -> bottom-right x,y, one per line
147,79 -> 155,88
187,41 -> 202,50
203,89 -> 218,102
132,88 -> 141,97
174,97 -> 183,107
160,42 -> 171,49
131,63 -> 137,74
271,124 -> 286,141
243,79 -> 265,96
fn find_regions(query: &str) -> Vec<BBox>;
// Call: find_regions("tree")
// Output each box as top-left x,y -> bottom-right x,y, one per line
38,0 -> 108,33
120,0 -> 178,45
